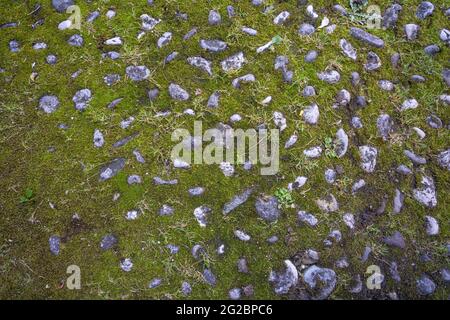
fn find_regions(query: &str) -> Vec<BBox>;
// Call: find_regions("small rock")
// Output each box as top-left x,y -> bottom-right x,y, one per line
39,95 -> 60,114
383,231 -> 406,249
169,83 -> 190,101
303,266 -> 337,300
255,196 -> 280,222
126,65 -> 150,81
359,146 -> 378,173
49,236 -> 60,255
424,216 -> 439,236
416,274 -> 436,295
269,260 -> 298,295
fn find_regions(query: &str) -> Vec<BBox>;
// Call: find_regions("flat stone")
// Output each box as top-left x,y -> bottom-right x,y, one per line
99,158 -> 126,181
350,27 -> 384,48
255,195 -> 280,222
39,95 -> 60,113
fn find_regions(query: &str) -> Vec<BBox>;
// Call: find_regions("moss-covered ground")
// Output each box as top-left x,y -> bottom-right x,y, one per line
0,0 -> 448,299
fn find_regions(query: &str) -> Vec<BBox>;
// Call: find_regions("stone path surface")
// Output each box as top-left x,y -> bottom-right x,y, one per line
0,0 -> 449,299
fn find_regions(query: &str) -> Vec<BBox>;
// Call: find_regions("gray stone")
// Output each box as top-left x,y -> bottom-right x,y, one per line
389,261 -> 401,282
325,169 -> 336,184
443,69 -> 450,87
351,116 -> 363,129
33,42 -> 47,50
126,65 -> 150,81
303,86 -> 316,97
426,115 -> 443,129
49,236 -> 60,255
404,150 -> 427,165
383,231 -> 406,249
68,34 -> 83,47
120,258 -> 133,272
208,10 -> 221,25
350,27 -> 384,48
437,149 -> 450,170
46,54 -> 57,65
181,282 -> 192,296
396,164 -> 412,175
237,258 -> 249,273
318,70 -> 340,84
223,188 -> 253,215
234,229 -> 251,241
304,146 -> 322,158
39,95 -> 60,113
298,23 -> 315,36
140,14 -> 160,31
104,74 -> 120,86
404,24 -> 420,41
157,32 -> 172,48
187,56 -> 213,76
305,50 -> 318,63
165,51 -> 178,64
274,11 -> 290,25
383,4 -> 402,29
194,206 -> 211,227
232,74 -> 255,88
303,266 -> 337,300
425,216 -> 439,236
207,91 -> 220,108
73,89 -> 92,111
200,39 -> 227,52
9,40 -> 20,52
335,129 -> 348,158
127,175 -> 142,185
378,80 -> 394,91
269,260 -> 298,295
361,246 -> 372,262
93,129 -> 104,148
228,288 -> 241,300
203,269 -> 217,286
340,38 -> 357,60
424,44 -> 440,56
413,175 -> 437,208
416,274 -> 436,295
86,11 -> 100,23
188,187 -> 204,196
52,0 -> 74,13
255,196 -> 280,222
148,278 -> 162,289
99,158 -> 126,181
377,114 -> 392,140
365,52 -> 381,71
316,194 -> 339,212
100,234 -> 118,250
183,28 -> 197,41
352,179 -> 366,194
416,2 -> 434,20
359,146 -> 378,173
298,211 -> 318,227
393,189 -> 404,214
221,52 -> 245,72
169,83 -> 190,101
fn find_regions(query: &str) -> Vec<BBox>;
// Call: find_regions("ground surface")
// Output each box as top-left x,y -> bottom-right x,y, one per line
0,0 -> 449,300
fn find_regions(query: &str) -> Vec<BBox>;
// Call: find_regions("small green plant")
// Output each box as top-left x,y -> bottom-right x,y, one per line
324,137 -> 338,159
274,188 -> 294,209
348,0 -> 374,24
19,188 -> 34,204
271,35 -> 282,45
